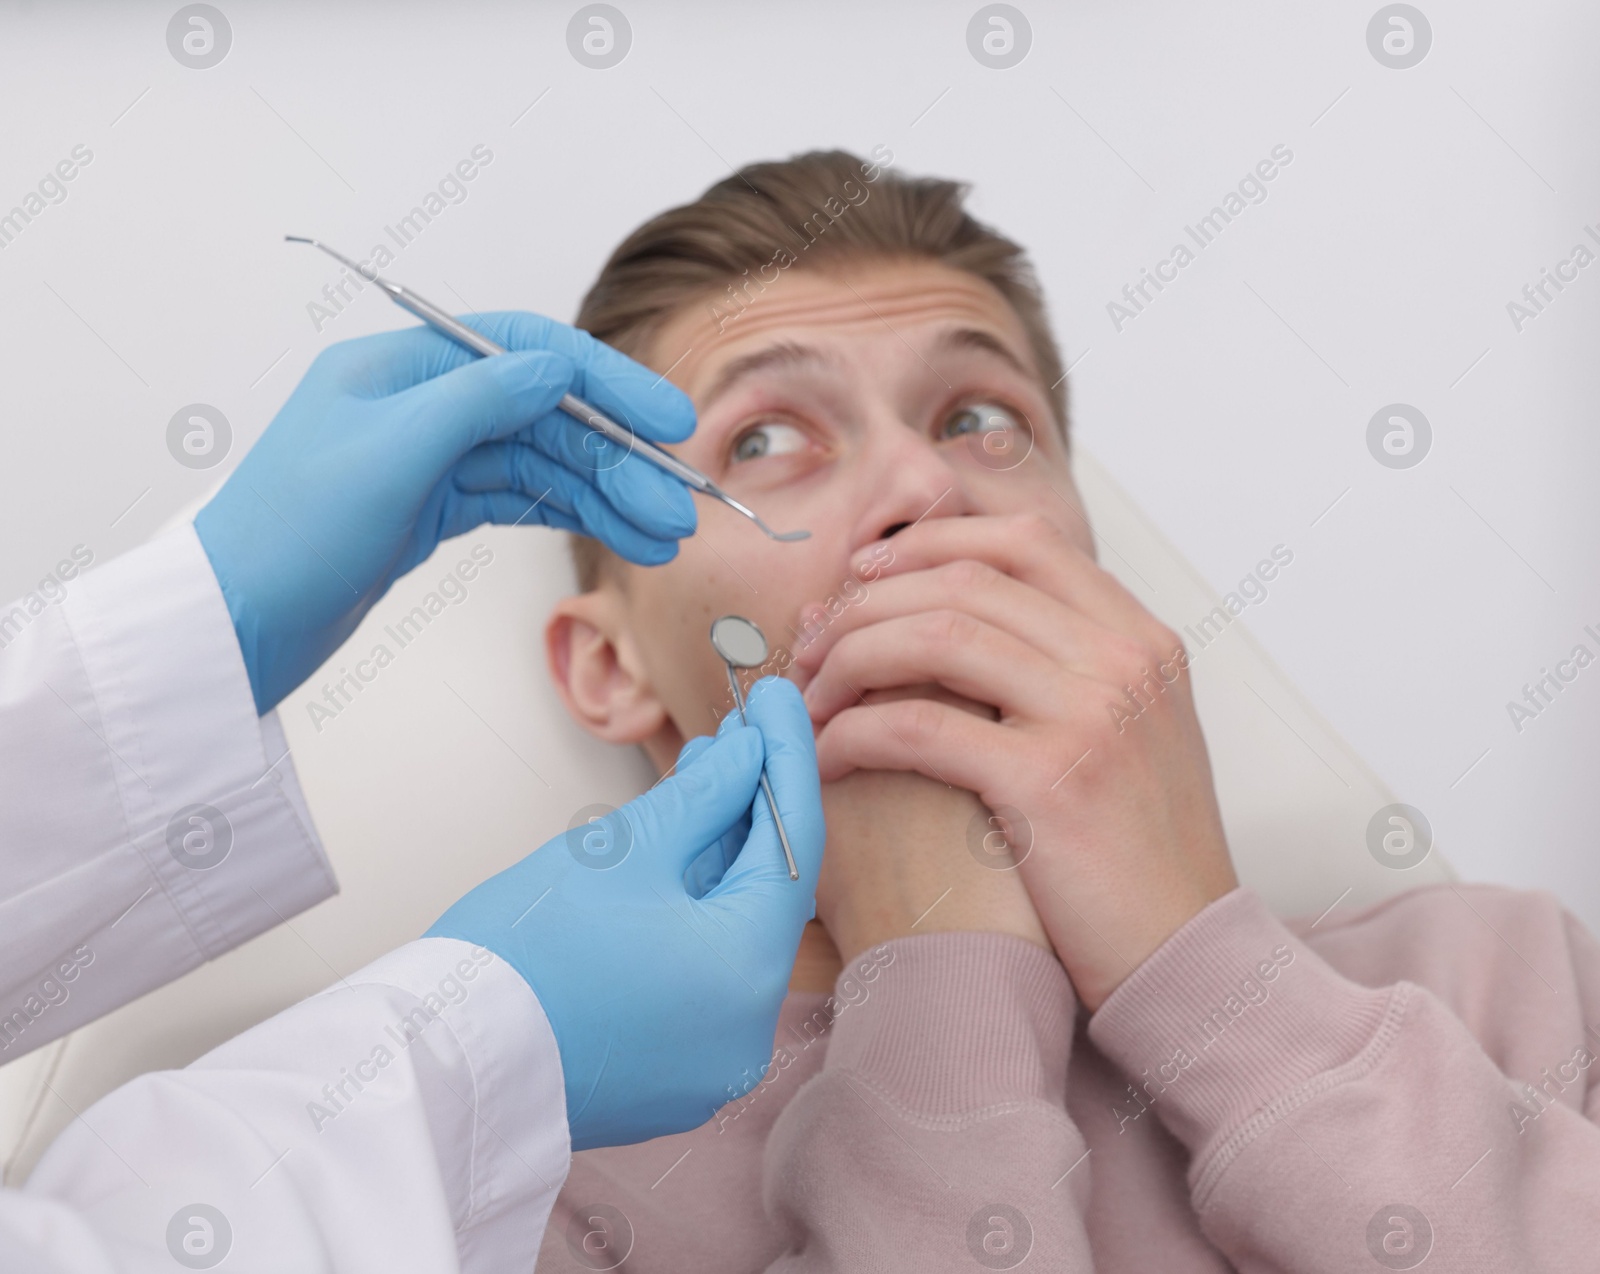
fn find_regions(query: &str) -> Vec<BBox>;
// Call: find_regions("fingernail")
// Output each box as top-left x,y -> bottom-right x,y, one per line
791,607 -> 825,658
851,540 -> 886,570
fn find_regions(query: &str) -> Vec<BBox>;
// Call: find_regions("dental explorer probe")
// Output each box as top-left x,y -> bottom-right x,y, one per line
285,237 -> 809,543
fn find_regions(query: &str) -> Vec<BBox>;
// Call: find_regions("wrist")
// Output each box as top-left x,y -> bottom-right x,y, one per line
193,497 -> 365,715
826,889 -> 1052,966
818,772 -> 1054,964
1053,882 -> 1235,1012
194,499 -> 273,714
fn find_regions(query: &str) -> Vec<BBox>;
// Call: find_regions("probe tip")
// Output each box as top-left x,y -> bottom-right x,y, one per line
284,235 -> 313,244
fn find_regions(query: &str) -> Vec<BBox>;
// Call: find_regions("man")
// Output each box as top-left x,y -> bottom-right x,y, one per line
536,151 -> 1600,1271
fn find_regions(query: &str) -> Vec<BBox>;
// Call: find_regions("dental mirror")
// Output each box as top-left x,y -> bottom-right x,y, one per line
710,615 -> 770,669
709,615 -> 798,881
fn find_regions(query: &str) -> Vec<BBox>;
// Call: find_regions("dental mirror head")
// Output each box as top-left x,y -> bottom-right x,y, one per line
710,615 -> 769,669
708,613 -> 798,881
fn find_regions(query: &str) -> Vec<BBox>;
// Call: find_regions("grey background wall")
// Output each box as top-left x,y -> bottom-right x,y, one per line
1,1 -> 1595,927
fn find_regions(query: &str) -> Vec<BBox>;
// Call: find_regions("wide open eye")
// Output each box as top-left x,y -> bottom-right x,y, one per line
731,421 -> 809,463
940,402 -> 1022,442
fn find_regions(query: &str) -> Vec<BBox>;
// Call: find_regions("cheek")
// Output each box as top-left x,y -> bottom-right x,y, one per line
624,566 -> 728,736
622,524 -> 873,736
624,552 -> 818,737
968,461 -> 1092,555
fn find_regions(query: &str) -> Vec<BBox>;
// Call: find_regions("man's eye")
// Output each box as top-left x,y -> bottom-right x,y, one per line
941,403 -> 1020,441
731,421 -> 808,463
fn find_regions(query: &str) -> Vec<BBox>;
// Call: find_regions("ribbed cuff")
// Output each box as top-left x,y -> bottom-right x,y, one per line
822,931 -> 1074,1118
1088,889 -> 1397,1171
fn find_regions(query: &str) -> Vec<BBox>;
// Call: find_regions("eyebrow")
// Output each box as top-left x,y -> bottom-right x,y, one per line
700,341 -> 834,408
932,327 -> 1032,378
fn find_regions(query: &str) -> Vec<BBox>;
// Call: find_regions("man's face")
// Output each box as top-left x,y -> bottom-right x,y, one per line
550,258 -> 1093,766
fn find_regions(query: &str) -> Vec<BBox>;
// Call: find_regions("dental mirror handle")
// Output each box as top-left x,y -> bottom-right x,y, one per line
725,664 -> 801,882
756,774 -> 800,883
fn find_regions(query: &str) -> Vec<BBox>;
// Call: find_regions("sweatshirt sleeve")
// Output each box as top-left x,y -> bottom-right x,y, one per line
0,524 -> 335,1061
761,933 -> 1095,1272
1088,886 -> 1600,1273
11,937 -> 570,1273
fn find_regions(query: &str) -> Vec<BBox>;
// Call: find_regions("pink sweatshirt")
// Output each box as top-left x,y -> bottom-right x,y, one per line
537,885 -> 1600,1271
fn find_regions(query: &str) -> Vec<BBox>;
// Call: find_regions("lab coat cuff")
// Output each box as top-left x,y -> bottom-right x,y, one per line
62,522 -> 335,957
345,937 -> 571,1267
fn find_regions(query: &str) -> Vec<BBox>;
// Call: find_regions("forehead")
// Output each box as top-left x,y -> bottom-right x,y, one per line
644,259 -> 1041,395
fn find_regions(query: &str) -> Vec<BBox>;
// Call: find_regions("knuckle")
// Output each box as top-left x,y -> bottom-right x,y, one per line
1133,641 -> 1167,673
1012,511 -> 1057,544
1149,622 -> 1185,661
919,607 -> 979,649
1103,634 -> 1154,686
939,557 -> 994,596
903,697 -> 948,743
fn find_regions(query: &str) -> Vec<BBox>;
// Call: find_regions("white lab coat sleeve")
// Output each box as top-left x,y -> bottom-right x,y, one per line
8,936 -> 571,1273
0,523 -> 336,1063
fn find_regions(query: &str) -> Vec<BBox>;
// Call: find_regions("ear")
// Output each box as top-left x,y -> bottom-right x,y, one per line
545,588 -> 669,745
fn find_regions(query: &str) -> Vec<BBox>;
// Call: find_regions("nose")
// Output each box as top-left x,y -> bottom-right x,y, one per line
854,416 -> 972,545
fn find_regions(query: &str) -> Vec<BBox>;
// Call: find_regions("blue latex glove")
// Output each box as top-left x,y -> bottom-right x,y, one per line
426,677 -> 824,1150
194,313 -> 697,714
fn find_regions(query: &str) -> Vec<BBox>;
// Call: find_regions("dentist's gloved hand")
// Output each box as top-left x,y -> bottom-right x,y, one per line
426,678 -> 824,1151
194,313 -> 697,714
